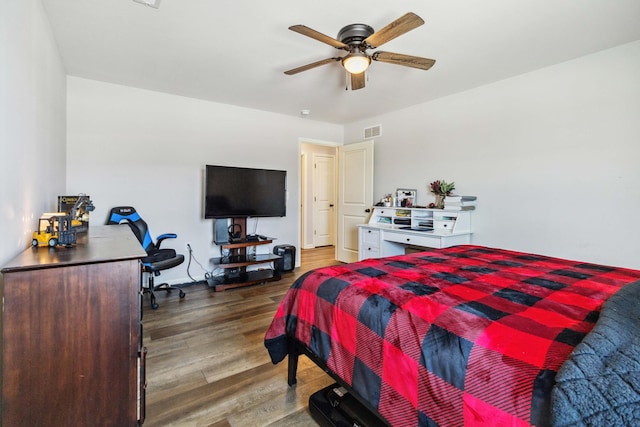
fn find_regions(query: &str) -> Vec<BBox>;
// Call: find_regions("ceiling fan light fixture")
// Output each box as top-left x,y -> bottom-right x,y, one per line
342,53 -> 370,74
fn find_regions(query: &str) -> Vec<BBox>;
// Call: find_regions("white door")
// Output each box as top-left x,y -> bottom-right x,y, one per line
300,153 -> 307,248
337,140 -> 374,263
313,154 -> 335,247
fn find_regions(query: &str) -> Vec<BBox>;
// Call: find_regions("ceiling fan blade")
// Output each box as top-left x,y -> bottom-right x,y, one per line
372,51 -> 435,70
350,72 -> 366,90
363,12 -> 424,48
289,25 -> 348,49
284,57 -> 342,75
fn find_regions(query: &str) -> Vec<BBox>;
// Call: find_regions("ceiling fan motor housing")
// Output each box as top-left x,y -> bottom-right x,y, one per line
337,23 -> 374,48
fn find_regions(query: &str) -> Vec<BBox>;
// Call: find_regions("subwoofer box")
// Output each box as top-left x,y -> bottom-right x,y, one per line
273,244 -> 295,272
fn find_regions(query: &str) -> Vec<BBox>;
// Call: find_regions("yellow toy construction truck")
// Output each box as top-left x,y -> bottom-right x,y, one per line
32,213 -> 77,247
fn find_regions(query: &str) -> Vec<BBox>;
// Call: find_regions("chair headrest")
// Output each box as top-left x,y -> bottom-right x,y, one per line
106,206 -> 154,251
107,206 -> 139,224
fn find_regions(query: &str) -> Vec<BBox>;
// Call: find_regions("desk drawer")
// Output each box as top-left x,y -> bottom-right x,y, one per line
360,246 -> 380,259
434,220 -> 455,232
361,228 -> 381,247
384,231 -> 442,249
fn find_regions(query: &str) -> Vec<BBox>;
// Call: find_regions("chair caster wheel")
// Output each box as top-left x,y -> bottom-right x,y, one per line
151,302 -> 159,310
179,290 -> 185,299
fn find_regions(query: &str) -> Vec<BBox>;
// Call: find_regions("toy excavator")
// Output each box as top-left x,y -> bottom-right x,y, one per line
32,194 -> 95,247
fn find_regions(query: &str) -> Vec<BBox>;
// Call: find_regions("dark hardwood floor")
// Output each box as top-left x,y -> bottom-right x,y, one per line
143,246 -> 340,426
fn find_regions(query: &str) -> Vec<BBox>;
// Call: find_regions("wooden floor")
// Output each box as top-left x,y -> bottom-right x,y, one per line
143,246 -> 341,427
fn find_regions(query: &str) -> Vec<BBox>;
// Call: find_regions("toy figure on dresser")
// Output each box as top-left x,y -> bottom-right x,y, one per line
32,194 -> 96,247
428,179 -> 455,208
31,213 -> 77,247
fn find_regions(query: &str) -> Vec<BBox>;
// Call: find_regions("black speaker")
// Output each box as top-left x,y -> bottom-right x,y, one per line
273,244 -> 295,272
214,218 -> 230,243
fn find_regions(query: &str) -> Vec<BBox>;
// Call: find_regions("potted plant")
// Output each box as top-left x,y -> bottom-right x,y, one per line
429,180 -> 455,208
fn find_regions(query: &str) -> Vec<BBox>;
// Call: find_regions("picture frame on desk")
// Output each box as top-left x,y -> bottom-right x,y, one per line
396,188 -> 417,208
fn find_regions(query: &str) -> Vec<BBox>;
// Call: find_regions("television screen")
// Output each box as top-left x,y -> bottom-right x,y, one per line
204,165 -> 287,218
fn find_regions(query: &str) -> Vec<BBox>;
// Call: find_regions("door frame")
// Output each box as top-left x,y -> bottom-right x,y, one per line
298,138 -> 341,256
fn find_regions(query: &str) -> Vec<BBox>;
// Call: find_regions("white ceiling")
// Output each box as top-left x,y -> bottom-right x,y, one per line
41,0 -> 640,125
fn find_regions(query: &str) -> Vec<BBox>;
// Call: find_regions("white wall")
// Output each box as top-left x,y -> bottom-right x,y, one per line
66,77 -> 343,283
0,0 -> 67,266
345,41 -> 640,269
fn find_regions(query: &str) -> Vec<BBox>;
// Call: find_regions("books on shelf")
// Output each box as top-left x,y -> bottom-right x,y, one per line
444,195 -> 477,211
443,205 -> 475,211
445,199 -> 477,204
393,218 -> 411,225
445,200 -> 477,206
445,195 -> 477,202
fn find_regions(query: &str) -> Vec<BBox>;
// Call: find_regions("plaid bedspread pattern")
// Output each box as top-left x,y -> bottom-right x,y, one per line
264,245 -> 640,426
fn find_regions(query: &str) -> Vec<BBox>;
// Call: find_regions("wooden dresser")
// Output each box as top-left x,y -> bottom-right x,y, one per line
1,225 -> 146,426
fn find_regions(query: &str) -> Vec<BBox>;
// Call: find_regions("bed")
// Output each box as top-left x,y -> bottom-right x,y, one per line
264,245 -> 640,426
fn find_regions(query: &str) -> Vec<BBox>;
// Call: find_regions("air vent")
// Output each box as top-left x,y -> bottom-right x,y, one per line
133,0 -> 161,8
364,125 -> 381,139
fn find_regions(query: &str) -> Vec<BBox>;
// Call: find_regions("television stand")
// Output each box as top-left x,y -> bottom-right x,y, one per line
209,218 -> 282,291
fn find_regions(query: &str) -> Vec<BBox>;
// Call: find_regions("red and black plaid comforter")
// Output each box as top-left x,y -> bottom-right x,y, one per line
264,245 -> 640,426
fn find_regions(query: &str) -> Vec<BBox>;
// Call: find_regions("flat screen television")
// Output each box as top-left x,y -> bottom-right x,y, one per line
204,165 -> 287,219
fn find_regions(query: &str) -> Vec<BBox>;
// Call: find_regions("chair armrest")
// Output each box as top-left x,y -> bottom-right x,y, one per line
156,233 -> 177,248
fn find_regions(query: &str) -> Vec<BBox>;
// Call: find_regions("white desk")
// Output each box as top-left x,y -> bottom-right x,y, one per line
357,206 -> 474,260
358,224 -> 472,260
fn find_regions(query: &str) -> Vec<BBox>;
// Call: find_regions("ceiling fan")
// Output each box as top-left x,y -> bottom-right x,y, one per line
284,12 -> 435,90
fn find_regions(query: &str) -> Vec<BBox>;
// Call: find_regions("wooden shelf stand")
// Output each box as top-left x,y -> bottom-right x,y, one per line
209,217 -> 281,291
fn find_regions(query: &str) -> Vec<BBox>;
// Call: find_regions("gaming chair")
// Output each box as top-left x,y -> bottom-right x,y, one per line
107,206 -> 185,309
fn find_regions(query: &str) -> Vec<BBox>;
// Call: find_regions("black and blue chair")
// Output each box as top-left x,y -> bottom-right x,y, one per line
107,206 -> 185,309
